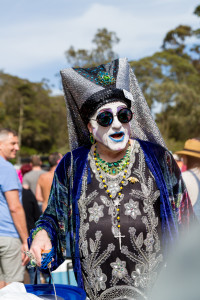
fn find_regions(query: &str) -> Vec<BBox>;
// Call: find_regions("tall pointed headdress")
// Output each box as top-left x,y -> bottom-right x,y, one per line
60,58 -> 165,151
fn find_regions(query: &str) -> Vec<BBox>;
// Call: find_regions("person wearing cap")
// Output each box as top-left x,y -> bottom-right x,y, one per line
28,58 -> 194,299
175,138 -> 200,219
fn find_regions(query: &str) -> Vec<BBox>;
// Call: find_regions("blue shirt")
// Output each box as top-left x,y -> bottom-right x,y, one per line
0,156 -> 22,238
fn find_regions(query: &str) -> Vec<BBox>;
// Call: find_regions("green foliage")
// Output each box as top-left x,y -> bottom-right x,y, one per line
20,146 -> 38,156
130,3 -> 200,151
0,73 -> 69,157
194,5 -> 200,17
131,50 -> 200,151
65,28 -> 120,67
1,3 -> 199,157
162,25 -> 192,55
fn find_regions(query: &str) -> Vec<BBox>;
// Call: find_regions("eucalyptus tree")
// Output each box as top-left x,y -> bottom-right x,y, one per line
65,28 -> 120,68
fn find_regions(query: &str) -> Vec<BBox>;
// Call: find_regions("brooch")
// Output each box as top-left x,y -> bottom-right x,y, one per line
127,177 -> 139,184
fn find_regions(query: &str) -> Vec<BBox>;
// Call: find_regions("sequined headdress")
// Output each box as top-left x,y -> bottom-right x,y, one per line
60,58 -> 165,151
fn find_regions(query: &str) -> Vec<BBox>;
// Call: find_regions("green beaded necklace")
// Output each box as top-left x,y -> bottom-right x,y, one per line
94,142 -> 131,175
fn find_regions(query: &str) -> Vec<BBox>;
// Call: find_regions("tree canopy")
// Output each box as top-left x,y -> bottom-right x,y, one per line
0,5 -> 199,157
130,5 -> 200,151
130,50 -> 200,151
0,72 -> 68,157
65,28 -> 120,67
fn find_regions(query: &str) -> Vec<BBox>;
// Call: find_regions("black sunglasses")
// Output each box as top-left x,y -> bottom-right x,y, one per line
91,108 -> 133,127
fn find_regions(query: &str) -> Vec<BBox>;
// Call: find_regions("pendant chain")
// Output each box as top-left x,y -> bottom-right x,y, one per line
93,141 -> 131,248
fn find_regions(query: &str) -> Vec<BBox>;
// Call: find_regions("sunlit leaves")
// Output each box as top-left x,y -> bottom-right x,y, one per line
65,28 -> 120,68
0,73 -> 68,156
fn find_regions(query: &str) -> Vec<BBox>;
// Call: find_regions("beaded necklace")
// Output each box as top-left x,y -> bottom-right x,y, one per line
93,141 -> 131,249
95,145 -> 131,175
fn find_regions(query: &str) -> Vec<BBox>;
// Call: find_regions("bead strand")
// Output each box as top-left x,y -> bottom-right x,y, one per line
95,141 -> 131,175
93,141 -> 131,229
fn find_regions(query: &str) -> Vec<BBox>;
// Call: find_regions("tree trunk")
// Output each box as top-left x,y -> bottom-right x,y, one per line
17,97 -> 24,165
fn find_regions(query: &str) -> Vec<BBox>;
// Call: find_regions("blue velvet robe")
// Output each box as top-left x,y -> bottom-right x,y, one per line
29,139 -> 194,289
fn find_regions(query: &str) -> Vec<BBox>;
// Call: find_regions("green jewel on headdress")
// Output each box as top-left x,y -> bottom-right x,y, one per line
97,71 -> 116,86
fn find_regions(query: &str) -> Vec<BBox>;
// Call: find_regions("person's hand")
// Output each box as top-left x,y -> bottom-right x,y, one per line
29,229 -> 52,267
21,241 -> 29,266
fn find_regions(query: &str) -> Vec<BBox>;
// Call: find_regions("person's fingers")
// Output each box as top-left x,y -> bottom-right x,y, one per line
22,243 -> 30,265
27,230 -> 53,267
21,250 -> 25,262
22,255 -> 30,266
30,245 -> 42,266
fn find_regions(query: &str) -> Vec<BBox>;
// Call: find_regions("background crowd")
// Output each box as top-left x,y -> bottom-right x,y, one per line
0,128 -> 63,287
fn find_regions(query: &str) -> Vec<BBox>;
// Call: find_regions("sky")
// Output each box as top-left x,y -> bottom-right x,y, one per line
0,0 -> 199,94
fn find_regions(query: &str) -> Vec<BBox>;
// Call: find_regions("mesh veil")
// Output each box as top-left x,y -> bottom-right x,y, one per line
60,58 -> 166,151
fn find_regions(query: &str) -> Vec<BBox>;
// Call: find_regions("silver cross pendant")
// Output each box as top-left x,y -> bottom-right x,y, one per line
114,230 -> 125,250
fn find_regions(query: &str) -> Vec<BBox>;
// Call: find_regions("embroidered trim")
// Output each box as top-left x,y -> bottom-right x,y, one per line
31,226 -> 53,242
32,227 -> 43,240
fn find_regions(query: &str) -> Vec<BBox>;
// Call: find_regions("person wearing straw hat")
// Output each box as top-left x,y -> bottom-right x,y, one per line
175,138 -> 200,219
27,58 -> 194,300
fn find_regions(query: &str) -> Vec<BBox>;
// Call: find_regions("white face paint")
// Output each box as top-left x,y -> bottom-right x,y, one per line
89,101 -> 131,151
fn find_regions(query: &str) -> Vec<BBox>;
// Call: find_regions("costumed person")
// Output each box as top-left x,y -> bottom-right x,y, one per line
175,138 -> 200,220
27,58 -> 194,300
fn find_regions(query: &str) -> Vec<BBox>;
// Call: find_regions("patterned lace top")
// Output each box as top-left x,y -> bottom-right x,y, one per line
78,141 -> 163,300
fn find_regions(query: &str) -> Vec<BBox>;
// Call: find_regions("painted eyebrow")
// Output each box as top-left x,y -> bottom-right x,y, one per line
98,108 -> 112,114
117,105 -> 127,112
98,105 -> 126,114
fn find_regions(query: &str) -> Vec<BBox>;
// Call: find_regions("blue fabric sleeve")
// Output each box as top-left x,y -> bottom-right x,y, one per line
29,155 -> 71,272
1,163 -> 20,192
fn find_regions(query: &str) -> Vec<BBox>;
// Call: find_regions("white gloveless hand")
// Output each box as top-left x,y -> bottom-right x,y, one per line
29,229 -> 52,267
